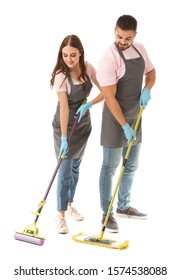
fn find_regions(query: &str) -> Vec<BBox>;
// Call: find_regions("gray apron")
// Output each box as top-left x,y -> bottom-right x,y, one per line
101,43 -> 145,148
52,74 -> 92,159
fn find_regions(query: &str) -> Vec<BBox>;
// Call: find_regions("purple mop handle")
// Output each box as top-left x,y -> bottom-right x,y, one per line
34,113 -> 80,222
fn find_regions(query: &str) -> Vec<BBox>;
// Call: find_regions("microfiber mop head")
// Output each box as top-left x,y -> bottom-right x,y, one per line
72,232 -> 129,250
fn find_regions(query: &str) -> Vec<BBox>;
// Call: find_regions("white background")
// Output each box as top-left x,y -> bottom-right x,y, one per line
0,0 -> 181,279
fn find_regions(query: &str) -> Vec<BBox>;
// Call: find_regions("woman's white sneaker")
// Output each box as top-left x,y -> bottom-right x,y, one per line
57,218 -> 69,234
66,205 -> 84,221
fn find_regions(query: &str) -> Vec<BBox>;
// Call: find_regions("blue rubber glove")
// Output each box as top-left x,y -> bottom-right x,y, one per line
140,88 -> 151,109
122,123 -> 136,144
58,135 -> 68,159
76,102 -> 92,123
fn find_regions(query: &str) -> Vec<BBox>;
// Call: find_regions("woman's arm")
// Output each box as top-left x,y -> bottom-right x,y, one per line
86,62 -> 104,105
57,91 -> 69,136
90,77 -> 104,105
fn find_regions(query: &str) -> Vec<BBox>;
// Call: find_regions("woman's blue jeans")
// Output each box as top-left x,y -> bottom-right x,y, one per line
56,158 -> 82,211
99,144 -> 141,215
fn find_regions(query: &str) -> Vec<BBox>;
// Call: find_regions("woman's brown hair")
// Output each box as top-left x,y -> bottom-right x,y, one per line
50,35 -> 87,88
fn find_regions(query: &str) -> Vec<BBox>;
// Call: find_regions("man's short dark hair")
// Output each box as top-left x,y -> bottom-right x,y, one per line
116,15 -> 137,31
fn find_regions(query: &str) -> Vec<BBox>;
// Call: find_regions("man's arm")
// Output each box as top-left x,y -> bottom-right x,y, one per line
101,84 -> 127,127
144,68 -> 156,89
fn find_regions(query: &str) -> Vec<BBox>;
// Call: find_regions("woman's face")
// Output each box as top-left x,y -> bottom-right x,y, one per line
62,46 -> 81,68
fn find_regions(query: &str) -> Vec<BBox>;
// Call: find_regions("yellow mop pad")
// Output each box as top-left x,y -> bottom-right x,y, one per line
72,232 -> 129,250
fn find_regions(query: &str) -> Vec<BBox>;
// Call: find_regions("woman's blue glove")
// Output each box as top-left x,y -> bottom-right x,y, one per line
76,102 -> 92,123
122,123 -> 136,144
58,135 -> 68,159
140,88 -> 151,109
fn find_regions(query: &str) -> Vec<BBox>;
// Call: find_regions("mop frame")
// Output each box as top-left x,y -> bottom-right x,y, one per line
14,106 -> 83,245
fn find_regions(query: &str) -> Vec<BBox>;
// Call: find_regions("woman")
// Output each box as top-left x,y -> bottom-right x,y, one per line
50,35 -> 103,234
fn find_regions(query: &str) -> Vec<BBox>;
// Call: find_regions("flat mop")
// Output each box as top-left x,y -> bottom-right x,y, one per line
14,113 -> 80,246
72,106 -> 144,250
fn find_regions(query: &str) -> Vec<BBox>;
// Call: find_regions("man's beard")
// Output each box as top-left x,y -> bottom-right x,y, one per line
118,42 -> 131,51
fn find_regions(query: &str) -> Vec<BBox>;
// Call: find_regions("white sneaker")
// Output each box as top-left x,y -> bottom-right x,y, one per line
66,205 -> 84,221
56,218 -> 69,234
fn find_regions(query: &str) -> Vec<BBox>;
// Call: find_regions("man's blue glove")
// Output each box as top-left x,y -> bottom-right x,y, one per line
122,123 -> 136,144
58,135 -> 68,159
76,102 -> 92,123
140,88 -> 151,109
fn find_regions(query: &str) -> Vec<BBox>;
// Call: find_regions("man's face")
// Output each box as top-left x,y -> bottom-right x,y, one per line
115,27 -> 136,51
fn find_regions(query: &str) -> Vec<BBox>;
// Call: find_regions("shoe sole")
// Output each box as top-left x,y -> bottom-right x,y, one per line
116,213 -> 148,220
101,225 -> 119,233
106,228 -> 119,233
58,230 -> 69,234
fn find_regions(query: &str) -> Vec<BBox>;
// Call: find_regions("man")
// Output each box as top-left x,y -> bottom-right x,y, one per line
97,15 -> 156,232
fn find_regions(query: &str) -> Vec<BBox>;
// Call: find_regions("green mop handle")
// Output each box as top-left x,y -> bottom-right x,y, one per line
99,106 -> 144,240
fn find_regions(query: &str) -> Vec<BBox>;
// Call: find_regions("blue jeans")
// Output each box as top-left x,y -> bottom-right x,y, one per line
56,158 -> 82,211
99,144 -> 141,215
